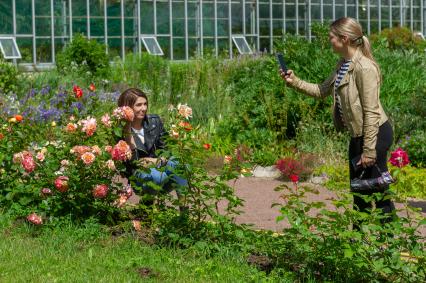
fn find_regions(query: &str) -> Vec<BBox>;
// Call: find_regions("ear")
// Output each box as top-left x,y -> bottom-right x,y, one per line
341,35 -> 350,44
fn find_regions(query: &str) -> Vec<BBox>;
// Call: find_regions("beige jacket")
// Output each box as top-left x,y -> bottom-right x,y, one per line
290,49 -> 388,159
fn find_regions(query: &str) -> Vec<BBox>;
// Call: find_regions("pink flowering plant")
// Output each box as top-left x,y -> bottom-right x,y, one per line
0,86 -> 134,224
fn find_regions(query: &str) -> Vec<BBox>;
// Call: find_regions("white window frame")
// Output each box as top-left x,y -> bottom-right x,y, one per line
140,36 -> 164,56
232,35 -> 253,55
0,36 -> 21,59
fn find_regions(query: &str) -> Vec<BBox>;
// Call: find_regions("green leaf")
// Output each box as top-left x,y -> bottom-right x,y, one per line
344,248 -> 354,258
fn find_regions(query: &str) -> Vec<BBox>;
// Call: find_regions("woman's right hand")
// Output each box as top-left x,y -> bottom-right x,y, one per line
279,69 -> 296,85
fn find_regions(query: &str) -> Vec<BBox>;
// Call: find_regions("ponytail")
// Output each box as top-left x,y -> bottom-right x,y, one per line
359,35 -> 381,84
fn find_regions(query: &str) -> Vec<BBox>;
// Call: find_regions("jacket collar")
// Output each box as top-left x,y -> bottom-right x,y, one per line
338,48 -> 362,72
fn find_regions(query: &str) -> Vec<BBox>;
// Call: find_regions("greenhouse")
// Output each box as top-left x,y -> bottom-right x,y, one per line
0,0 -> 425,66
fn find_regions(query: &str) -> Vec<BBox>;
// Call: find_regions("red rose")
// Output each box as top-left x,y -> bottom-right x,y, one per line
289,174 -> 299,184
203,143 -> 211,150
73,85 -> 83,99
89,83 -> 96,92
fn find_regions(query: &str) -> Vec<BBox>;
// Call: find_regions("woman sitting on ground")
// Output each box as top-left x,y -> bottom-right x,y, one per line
118,88 -> 187,200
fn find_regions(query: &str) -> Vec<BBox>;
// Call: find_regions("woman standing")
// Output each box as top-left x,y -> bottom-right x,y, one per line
281,17 -> 395,223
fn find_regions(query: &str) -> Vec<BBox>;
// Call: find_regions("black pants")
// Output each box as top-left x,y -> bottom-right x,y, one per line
349,121 -> 395,221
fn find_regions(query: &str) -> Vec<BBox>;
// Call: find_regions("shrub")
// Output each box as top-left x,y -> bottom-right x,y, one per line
372,26 -> 426,53
56,34 -> 109,77
0,59 -> 19,94
390,164 -> 426,199
399,131 -> 426,167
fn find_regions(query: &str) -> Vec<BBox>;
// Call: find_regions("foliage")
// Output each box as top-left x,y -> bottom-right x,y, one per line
56,34 -> 109,77
313,163 -> 349,191
129,104 -> 247,246
398,130 -> 426,167
262,184 -> 425,281
0,58 -> 19,94
371,26 -> 426,53
390,165 -> 426,199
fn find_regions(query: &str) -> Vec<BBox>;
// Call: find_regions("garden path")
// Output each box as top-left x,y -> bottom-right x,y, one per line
128,176 -> 426,236
224,177 -> 426,237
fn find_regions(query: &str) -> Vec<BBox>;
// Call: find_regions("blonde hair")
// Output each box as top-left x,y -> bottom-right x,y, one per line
330,17 -> 381,82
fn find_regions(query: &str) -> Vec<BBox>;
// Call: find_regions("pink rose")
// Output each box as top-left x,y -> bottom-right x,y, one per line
54,176 -> 69,193
93,184 -> 108,199
27,213 -> 43,225
389,147 -> 410,168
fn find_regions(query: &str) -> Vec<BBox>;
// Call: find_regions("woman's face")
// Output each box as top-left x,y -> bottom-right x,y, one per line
132,96 -> 148,120
329,31 -> 346,55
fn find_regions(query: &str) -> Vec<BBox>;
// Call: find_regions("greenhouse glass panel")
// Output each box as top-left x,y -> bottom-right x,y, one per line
172,19 -> 185,36
173,38 -> 185,59
107,18 -> 121,36
187,3 -> 198,18
203,3 -> 214,17
107,1 -> 121,17
36,18 -> 52,37
72,0 -> 87,17
16,37 -> 32,62
273,4 -> 283,18
108,38 -> 121,59
188,19 -> 197,35
35,0 -> 51,16
141,36 -> 164,55
125,38 -> 136,55
36,38 -> 52,63
259,4 -> 270,18
90,18 -> 105,37
0,37 -> 21,59
217,4 -> 229,18
172,2 -> 185,19
157,2 -> 170,34
0,0 -> 13,34
217,20 -> 229,36
124,0 -> 137,17
16,0 -> 33,34
203,19 -> 215,36
232,35 -> 253,54
125,18 -> 136,36
141,2 -> 154,34
90,1 -> 104,16
73,18 -> 88,35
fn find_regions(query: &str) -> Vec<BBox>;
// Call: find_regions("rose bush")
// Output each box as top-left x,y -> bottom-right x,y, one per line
0,85 -> 133,224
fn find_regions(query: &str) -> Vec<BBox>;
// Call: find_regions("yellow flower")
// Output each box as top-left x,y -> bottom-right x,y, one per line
51,121 -> 57,127
8,117 -> 17,123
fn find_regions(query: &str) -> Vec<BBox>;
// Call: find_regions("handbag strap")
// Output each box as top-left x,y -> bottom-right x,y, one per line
358,164 -> 383,179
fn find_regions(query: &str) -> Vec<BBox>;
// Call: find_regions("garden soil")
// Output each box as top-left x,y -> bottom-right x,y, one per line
129,176 -> 426,236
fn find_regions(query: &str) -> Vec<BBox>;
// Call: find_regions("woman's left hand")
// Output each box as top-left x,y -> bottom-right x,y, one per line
357,154 -> 376,168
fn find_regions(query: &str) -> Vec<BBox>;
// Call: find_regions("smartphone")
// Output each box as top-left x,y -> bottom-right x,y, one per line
276,53 -> 288,74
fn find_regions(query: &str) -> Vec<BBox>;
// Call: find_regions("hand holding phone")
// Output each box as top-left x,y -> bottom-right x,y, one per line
276,53 -> 288,75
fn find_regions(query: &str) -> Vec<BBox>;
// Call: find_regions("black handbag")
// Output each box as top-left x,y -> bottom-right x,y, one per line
350,164 -> 395,192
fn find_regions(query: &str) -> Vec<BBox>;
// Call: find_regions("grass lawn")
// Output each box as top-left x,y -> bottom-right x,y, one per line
0,215 -> 277,283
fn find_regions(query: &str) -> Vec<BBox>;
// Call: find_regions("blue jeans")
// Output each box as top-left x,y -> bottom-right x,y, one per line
133,159 -> 187,195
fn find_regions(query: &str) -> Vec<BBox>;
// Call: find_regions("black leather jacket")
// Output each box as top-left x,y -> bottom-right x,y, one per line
124,114 -> 167,177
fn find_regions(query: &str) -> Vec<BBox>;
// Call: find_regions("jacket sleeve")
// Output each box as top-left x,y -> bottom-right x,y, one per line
156,117 -> 167,150
290,71 -> 335,99
355,66 -> 381,159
